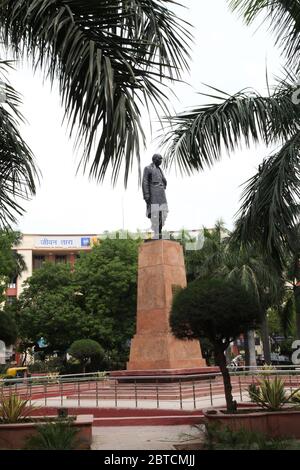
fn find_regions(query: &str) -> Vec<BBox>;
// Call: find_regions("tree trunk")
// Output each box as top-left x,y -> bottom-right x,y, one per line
260,310 -> 271,364
294,285 -> 300,339
215,345 -> 236,413
244,333 -> 250,367
22,349 -> 28,366
225,346 -> 232,366
247,330 -> 257,367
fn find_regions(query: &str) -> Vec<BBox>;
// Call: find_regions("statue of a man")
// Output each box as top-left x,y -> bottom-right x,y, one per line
142,154 -> 168,239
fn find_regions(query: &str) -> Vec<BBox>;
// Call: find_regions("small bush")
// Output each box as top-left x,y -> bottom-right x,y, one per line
0,394 -> 36,423
25,420 -> 81,450
291,390 -> 300,404
248,383 -> 261,403
28,361 -> 49,374
204,423 -> 300,450
247,377 -> 300,411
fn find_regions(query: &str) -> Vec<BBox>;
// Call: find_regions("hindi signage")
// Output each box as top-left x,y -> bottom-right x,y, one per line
35,236 -> 96,248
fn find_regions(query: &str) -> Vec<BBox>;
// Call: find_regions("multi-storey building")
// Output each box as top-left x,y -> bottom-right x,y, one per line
6,233 -> 99,301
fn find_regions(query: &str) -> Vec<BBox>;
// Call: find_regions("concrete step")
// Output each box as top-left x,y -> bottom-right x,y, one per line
92,414 -> 205,426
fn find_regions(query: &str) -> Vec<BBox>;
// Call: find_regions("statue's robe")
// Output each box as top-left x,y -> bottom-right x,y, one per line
142,163 -> 168,230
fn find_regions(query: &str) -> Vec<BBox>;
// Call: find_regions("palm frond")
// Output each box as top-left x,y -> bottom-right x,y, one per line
0,60 -> 38,228
162,84 -> 299,175
234,132 -> 300,269
0,0 -> 192,186
229,0 -> 300,72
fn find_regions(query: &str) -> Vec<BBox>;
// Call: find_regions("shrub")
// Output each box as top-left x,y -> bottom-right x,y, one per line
247,376 -> 300,411
290,390 -> 300,404
204,423 -> 300,450
25,420 -> 81,450
0,394 -> 36,423
247,383 -> 260,402
68,339 -> 104,373
28,361 -> 48,374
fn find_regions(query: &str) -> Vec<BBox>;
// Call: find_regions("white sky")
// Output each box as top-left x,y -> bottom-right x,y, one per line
7,0 -> 283,234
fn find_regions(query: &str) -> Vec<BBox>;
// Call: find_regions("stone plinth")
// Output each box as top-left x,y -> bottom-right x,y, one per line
127,240 -> 206,370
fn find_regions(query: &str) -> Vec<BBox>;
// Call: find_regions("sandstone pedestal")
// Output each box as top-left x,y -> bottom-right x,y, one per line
127,240 -> 206,370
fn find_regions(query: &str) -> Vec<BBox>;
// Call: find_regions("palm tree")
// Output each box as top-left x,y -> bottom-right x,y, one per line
162,0 -> 300,272
0,0 -> 191,188
0,60 -> 37,228
283,224 -> 300,338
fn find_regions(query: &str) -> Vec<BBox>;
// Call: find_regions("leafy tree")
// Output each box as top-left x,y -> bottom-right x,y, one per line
17,238 -> 140,367
170,278 -> 260,412
0,231 -> 25,346
0,231 -> 26,301
74,237 -> 140,368
68,339 -> 104,373
0,307 -> 17,345
17,262 -> 84,355
162,0 -> 300,271
184,221 -> 283,364
0,0 -> 191,187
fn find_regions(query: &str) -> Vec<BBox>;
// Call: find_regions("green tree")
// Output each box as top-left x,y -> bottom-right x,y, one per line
17,262 -> 84,355
74,237 -> 140,368
170,278 -> 260,412
16,237 -> 140,367
184,221 -> 283,364
0,230 -> 26,301
0,0 -> 191,187
0,231 -> 25,346
0,307 -> 17,345
68,339 -> 104,373
162,0 -> 300,271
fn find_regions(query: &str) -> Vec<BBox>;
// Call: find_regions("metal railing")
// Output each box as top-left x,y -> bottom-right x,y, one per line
1,367 -> 299,410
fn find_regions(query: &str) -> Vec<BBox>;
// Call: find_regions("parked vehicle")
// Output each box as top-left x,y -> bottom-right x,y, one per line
229,355 -> 244,372
1,367 -> 31,386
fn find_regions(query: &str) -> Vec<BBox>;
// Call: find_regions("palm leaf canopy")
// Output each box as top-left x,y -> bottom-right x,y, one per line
234,132 -> 300,267
0,0 -> 191,186
229,0 -> 300,72
162,83 -> 299,174
190,221 -> 283,309
161,1 -> 300,269
0,60 -> 37,228
162,73 -> 300,268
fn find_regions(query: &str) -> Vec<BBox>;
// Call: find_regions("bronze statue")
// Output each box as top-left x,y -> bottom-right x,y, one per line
142,154 -> 168,239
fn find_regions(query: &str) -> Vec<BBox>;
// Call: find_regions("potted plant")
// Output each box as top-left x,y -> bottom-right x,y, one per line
0,393 -> 93,449
202,376 -> 300,438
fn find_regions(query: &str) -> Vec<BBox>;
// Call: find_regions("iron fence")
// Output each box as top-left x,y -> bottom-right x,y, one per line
1,367 -> 300,410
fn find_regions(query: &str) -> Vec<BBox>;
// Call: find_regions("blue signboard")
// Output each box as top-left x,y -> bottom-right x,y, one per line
81,237 -> 91,247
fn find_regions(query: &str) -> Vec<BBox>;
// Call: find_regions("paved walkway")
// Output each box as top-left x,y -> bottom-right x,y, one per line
91,425 -> 203,450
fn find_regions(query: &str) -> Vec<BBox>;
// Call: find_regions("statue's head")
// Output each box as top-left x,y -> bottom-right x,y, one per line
152,154 -> 163,167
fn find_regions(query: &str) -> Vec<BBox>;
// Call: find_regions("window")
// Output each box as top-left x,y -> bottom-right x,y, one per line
6,296 -> 16,305
33,255 -> 45,270
55,255 -> 67,264
8,276 -> 17,289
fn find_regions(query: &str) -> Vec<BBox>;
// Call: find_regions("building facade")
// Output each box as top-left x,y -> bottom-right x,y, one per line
6,234 -> 99,302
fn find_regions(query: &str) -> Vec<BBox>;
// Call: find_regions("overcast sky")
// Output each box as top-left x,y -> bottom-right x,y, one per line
8,0 -> 283,235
